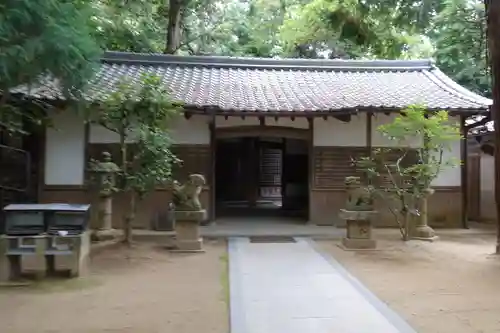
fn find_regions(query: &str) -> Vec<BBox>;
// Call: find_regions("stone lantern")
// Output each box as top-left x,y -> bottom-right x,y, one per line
90,152 -> 120,240
338,176 -> 378,249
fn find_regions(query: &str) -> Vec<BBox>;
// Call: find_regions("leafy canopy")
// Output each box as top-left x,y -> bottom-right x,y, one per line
0,0 -> 100,96
95,74 -> 181,197
432,0 -> 490,97
0,0 -> 101,133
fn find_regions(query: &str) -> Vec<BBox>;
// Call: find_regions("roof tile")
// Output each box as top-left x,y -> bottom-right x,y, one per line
12,51 -> 492,113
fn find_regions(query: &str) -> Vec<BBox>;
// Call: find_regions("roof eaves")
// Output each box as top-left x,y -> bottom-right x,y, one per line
101,51 -> 433,72
425,68 -> 492,108
184,105 -> 488,116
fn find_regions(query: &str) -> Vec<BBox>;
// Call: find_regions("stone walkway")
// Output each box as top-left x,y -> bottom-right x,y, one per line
228,237 -> 416,333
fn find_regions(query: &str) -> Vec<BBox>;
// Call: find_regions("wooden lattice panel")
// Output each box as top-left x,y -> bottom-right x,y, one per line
312,147 -> 366,189
312,146 -> 418,189
171,145 -> 211,183
259,148 -> 282,186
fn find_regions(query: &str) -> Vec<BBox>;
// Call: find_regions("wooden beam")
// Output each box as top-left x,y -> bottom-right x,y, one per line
460,116 -> 469,229
333,114 -> 351,123
83,122 -> 90,185
308,117 -> 314,224
215,125 -> 309,140
485,0 -> 500,252
36,121 -> 48,200
259,116 -> 265,126
366,112 -> 372,157
465,115 -> 491,130
208,116 -> 216,222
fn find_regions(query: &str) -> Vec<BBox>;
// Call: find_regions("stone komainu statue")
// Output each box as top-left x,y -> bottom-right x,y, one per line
344,176 -> 374,211
172,174 -> 206,211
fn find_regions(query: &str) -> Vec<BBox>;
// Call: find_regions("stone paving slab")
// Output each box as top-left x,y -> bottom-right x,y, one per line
228,237 -> 416,333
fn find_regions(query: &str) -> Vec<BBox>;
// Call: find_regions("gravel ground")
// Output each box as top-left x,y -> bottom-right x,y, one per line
316,227 -> 500,333
0,239 -> 229,333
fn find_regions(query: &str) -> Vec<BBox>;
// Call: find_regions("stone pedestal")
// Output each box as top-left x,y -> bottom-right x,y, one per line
339,209 -> 377,250
0,235 -> 47,281
411,197 -> 438,241
0,232 -> 92,281
0,237 -> 11,282
46,231 -> 91,277
172,210 -> 207,253
92,196 -> 121,242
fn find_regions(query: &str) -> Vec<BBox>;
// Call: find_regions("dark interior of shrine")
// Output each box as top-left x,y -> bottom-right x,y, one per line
215,137 -> 309,219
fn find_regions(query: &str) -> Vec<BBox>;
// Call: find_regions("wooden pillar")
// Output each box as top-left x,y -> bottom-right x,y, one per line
366,112 -> 373,156
281,138 -> 287,210
460,116 -> 469,229
308,117 -> 314,223
365,112 -> 373,188
485,0 -> 500,252
209,116 -> 216,221
83,122 -> 90,185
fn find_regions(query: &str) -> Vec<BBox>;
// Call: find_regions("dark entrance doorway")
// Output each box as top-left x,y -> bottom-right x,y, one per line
215,136 -> 309,219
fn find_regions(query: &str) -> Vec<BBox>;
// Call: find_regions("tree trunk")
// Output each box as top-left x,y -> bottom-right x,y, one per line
119,131 -> 132,245
124,191 -> 135,245
403,210 -> 410,241
485,0 -> 500,254
165,0 -> 183,54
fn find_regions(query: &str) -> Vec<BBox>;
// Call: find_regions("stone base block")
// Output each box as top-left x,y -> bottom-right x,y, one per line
48,232 -> 91,278
176,220 -> 201,240
174,210 -> 207,222
21,255 -> 47,278
411,236 -> 440,242
341,237 -> 377,250
171,238 -> 205,253
92,229 -> 122,242
0,256 -> 12,282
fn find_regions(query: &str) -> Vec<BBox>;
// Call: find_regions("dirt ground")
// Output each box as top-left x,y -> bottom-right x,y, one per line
0,239 -> 229,333
317,225 -> 500,333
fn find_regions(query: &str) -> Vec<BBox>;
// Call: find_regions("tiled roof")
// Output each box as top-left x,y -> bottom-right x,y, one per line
13,51 -> 492,114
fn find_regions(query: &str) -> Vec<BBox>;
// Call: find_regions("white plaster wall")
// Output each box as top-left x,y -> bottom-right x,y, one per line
430,116 -> 462,187
169,115 -> 210,144
89,114 -> 210,144
215,116 -> 259,127
480,154 -> 496,219
313,115 -> 366,146
431,139 -> 461,186
45,110 -> 85,185
372,113 -> 423,148
265,117 -> 309,129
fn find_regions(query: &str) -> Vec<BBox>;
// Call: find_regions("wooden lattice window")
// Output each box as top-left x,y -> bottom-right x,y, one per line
312,147 -> 366,189
171,145 -> 211,184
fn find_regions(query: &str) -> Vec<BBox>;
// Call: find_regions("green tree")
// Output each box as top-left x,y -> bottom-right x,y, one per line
87,0 -> 164,53
0,0 -> 101,133
278,0 -> 441,59
356,106 -> 462,240
432,0 -> 490,97
91,74 -> 181,244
